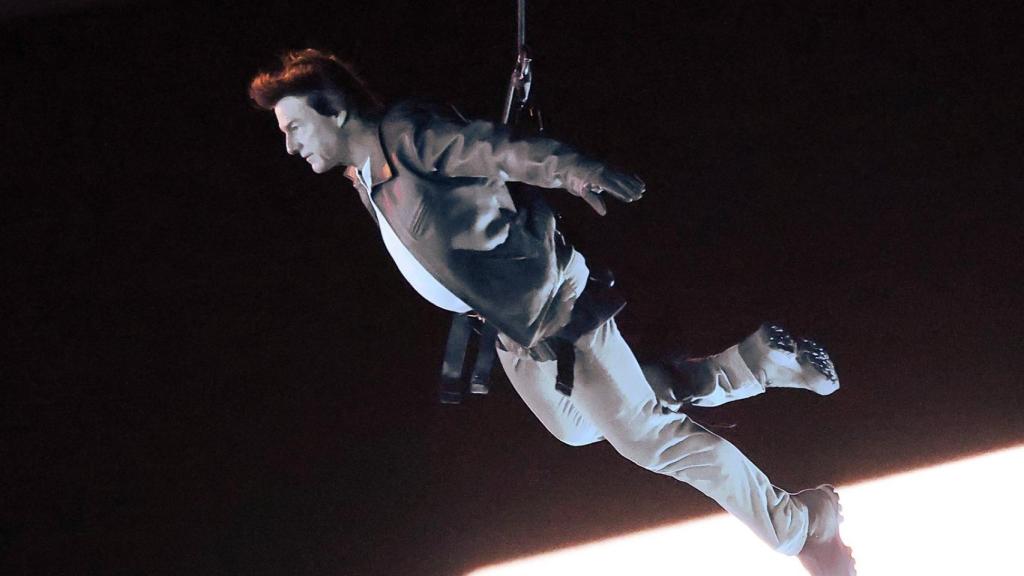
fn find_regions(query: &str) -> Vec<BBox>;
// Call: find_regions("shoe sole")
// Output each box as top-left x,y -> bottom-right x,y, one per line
761,324 -> 840,394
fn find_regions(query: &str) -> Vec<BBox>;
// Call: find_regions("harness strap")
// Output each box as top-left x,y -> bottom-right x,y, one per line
469,322 -> 498,394
438,313 -> 473,404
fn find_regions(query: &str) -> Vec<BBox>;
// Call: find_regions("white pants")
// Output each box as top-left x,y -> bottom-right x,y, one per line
496,319 -> 811,555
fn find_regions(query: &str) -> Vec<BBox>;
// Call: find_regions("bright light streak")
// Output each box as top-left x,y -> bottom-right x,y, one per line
468,445 -> 1024,576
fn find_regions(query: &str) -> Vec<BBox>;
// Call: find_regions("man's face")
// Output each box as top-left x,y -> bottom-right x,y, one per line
273,95 -> 348,174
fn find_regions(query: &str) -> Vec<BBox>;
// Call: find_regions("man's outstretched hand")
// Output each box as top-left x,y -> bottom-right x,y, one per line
576,169 -> 646,215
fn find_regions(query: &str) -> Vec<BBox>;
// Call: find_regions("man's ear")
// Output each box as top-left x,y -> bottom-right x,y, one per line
333,110 -> 348,128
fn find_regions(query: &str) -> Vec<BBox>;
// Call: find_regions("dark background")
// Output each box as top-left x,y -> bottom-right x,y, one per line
3,1 -> 1022,574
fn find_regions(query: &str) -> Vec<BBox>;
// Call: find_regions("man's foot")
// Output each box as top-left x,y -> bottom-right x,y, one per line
738,323 -> 840,395
796,485 -> 856,576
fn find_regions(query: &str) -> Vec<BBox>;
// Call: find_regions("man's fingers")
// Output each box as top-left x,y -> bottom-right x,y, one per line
618,174 -> 645,200
630,175 -> 646,199
578,171 -> 644,210
597,173 -> 646,203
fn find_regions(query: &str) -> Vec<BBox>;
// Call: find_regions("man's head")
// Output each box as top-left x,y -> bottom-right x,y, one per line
249,49 -> 382,173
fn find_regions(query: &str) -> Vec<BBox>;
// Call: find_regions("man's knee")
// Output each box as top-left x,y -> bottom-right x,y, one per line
548,425 -> 603,447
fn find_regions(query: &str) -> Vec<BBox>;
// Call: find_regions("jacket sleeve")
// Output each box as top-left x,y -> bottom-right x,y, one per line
391,103 -> 607,192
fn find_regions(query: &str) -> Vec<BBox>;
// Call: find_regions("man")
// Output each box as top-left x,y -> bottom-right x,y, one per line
249,48 -> 855,575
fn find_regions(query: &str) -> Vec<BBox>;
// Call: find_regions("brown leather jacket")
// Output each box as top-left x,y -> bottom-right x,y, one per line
346,101 -> 618,348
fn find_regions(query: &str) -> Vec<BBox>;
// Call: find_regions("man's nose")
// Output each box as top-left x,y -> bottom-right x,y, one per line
285,134 -> 300,155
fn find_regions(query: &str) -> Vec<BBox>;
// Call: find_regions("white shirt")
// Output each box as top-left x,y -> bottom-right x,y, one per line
360,159 -> 473,313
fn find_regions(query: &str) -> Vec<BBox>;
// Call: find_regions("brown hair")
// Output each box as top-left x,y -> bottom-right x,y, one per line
248,49 -> 383,117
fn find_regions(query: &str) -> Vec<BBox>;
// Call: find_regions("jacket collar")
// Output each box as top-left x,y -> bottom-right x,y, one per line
342,149 -> 394,224
341,115 -> 396,192
342,145 -> 395,227
343,159 -> 393,192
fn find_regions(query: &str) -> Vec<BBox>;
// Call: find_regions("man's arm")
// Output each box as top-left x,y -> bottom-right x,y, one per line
393,104 -> 645,214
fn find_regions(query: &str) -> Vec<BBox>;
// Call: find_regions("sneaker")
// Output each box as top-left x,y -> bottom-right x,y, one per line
738,323 -> 840,395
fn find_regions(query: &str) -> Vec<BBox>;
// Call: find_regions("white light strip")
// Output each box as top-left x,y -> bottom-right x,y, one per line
468,445 -> 1024,576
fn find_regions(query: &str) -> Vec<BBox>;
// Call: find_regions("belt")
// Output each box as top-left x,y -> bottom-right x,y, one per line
438,268 -> 625,403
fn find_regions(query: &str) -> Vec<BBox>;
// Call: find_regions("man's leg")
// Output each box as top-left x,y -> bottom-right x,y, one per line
495,341 -> 604,447
569,319 -> 820,554
497,320 -> 854,572
499,320 -> 827,555
645,323 -> 841,408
